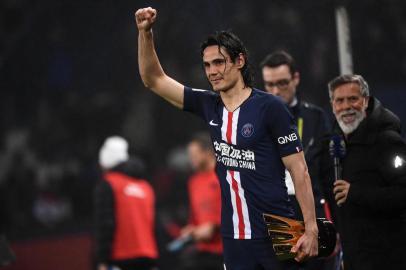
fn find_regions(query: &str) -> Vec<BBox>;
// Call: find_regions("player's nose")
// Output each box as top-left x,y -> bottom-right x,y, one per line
208,65 -> 219,76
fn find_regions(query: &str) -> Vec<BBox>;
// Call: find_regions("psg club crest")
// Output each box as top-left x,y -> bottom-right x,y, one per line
241,123 -> 254,138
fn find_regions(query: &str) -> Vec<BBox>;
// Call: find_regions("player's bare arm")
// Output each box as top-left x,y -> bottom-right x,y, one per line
282,152 -> 318,262
135,7 -> 184,108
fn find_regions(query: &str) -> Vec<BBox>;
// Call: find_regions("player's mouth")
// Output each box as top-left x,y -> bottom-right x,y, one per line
211,78 -> 222,83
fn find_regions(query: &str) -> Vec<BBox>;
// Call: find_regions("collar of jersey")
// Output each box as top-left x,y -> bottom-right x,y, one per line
219,88 -> 255,113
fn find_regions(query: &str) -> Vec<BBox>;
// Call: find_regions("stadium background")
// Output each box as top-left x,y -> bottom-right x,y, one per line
0,0 -> 405,269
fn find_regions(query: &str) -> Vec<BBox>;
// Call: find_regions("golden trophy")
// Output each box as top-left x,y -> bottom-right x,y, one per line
263,213 -> 337,260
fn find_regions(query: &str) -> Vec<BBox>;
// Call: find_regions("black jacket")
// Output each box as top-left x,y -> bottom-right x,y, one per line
320,97 -> 406,269
288,100 -> 331,219
289,100 -> 331,153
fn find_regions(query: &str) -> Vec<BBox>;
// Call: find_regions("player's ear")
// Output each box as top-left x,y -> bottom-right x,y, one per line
236,53 -> 245,69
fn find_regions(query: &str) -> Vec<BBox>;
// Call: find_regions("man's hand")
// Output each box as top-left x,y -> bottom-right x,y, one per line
180,225 -> 194,238
333,180 -> 350,206
192,223 -> 216,242
282,152 -> 318,261
135,7 -> 157,32
291,225 -> 318,262
181,223 -> 216,242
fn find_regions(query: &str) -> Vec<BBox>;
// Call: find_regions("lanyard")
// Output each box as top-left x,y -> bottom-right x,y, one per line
297,117 -> 303,140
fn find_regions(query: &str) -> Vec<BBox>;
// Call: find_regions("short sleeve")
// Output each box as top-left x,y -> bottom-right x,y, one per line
183,86 -> 215,120
266,97 -> 303,157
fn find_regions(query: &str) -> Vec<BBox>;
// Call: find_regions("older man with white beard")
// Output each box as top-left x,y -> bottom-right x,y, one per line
319,74 -> 406,270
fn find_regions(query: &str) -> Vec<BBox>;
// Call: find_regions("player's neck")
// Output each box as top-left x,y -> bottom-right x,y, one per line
220,80 -> 252,112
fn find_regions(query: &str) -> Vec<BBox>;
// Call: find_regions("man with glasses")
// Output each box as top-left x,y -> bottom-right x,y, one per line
261,51 -> 332,269
261,51 -> 330,155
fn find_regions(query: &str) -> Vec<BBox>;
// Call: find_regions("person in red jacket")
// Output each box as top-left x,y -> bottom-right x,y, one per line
179,133 -> 223,270
94,136 -> 158,270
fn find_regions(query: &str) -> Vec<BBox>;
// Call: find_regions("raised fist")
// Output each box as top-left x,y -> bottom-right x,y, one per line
135,7 -> 157,32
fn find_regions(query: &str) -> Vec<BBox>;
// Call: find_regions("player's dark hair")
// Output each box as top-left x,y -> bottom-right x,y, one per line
260,50 -> 297,76
200,30 -> 254,88
190,132 -> 213,152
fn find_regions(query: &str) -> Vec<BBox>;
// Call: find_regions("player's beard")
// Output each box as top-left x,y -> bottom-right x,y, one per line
210,77 -> 227,92
336,108 -> 366,135
213,78 -> 239,93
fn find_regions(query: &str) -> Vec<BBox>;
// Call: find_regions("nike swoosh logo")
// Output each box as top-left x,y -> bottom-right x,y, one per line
209,120 -> 219,126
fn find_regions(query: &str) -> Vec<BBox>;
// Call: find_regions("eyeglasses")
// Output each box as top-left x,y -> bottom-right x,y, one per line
265,79 -> 292,90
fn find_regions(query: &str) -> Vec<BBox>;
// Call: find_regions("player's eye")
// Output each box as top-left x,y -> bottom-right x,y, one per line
213,59 -> 225,66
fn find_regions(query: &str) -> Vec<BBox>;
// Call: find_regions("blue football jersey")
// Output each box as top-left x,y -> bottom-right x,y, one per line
184,87 -> 303,239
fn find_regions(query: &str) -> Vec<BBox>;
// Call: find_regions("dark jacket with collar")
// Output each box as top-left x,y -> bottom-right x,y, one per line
288,99 -> 331,219
289,99 -> 330,152
321,97 -> 406,269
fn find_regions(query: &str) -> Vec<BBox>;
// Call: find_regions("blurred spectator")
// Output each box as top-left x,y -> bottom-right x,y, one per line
178,133 -> 222,270
94,136 -> 158,270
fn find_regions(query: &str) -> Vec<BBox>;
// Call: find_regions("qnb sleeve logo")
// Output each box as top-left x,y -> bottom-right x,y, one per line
277,133 -> 298,145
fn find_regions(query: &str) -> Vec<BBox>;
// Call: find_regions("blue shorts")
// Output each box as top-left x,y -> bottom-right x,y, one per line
223,238 -> 299,270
